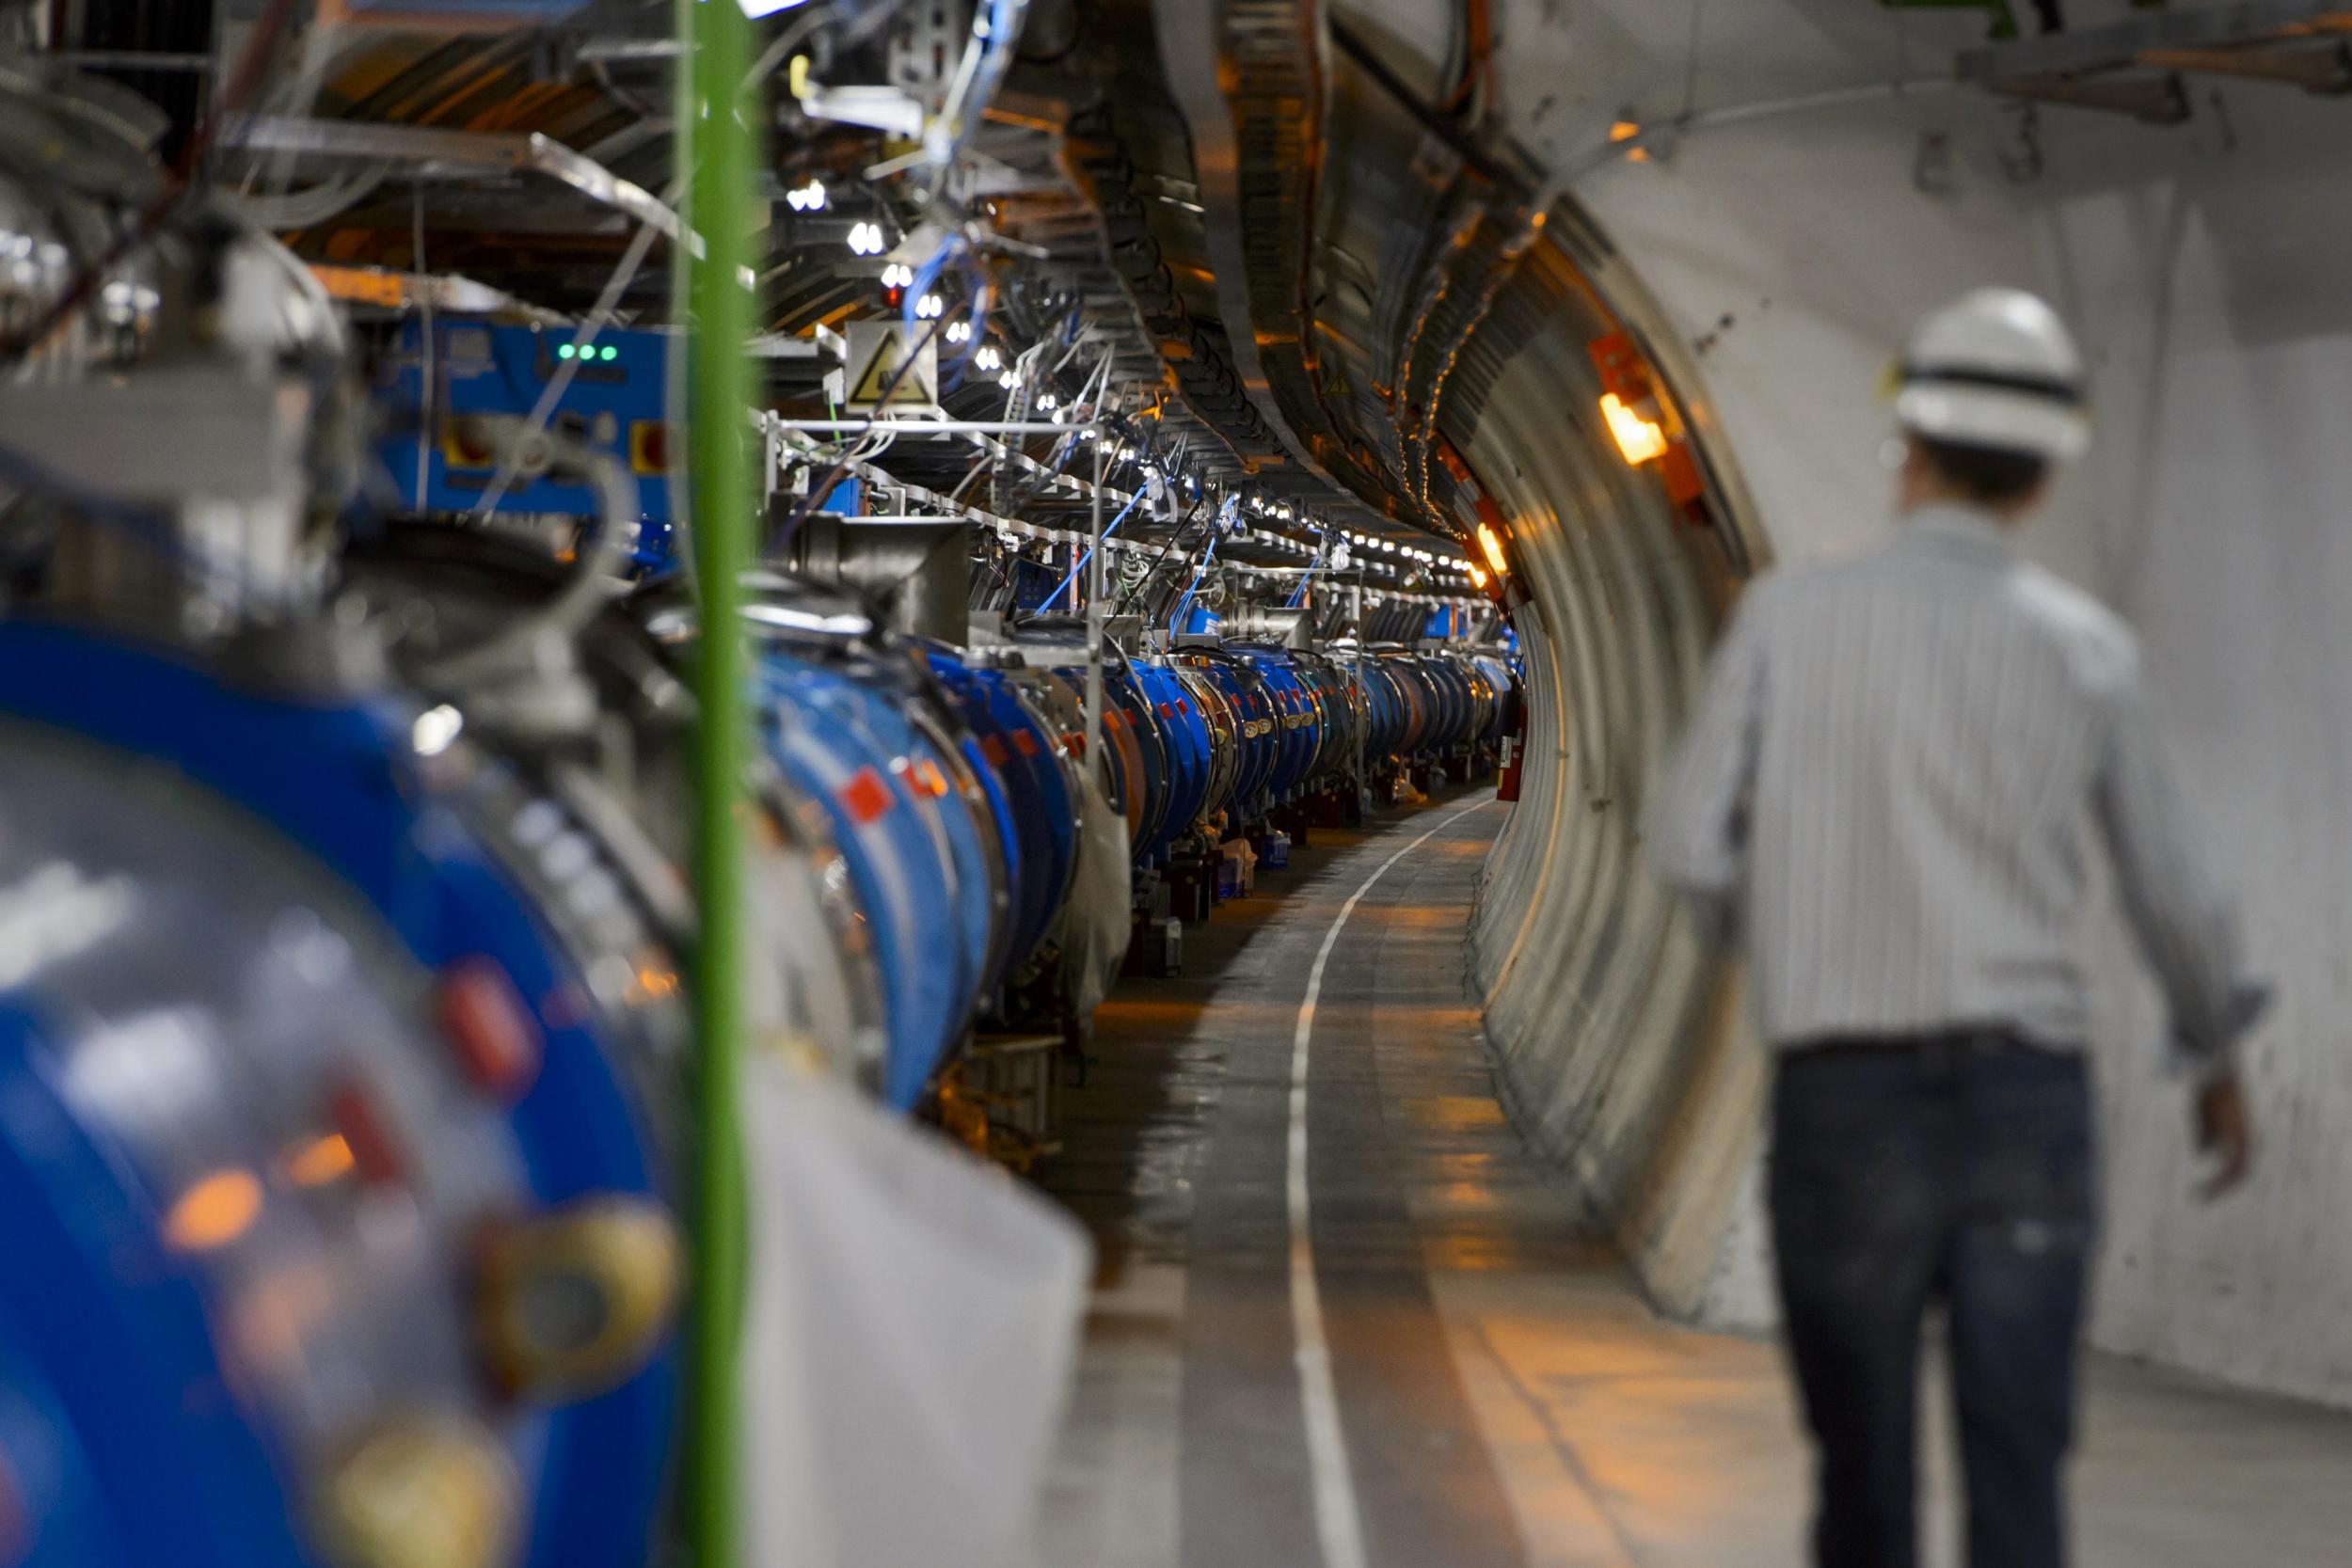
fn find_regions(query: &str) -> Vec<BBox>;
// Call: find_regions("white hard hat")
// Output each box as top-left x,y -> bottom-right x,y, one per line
1894,287 -> 2090,462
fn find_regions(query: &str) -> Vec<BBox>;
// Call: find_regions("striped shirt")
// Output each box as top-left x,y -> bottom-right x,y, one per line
1648,504 -> 2266,1077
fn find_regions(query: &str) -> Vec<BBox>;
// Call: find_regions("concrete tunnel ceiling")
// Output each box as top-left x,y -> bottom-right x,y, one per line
1106,0 -> 1775,1312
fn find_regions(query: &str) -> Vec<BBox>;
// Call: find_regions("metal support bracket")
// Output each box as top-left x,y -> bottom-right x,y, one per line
1958,1 -> 2352,119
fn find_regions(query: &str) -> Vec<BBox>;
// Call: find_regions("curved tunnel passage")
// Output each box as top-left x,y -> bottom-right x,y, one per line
1196,0 -> 1786,1320
1440,227 -> 1768,1317
1306,0 -> 2352,1398
1025,0 -> 2352,1542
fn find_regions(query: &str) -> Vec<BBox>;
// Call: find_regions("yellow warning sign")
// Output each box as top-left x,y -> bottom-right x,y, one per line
842,322 -> 939,412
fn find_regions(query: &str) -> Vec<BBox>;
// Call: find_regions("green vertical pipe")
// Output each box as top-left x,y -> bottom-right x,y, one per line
684,0 -> 757,1562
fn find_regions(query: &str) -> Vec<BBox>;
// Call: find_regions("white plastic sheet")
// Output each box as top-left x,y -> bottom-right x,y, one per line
739,1058 -> 1093,1568
1044,769 -> 1134,1019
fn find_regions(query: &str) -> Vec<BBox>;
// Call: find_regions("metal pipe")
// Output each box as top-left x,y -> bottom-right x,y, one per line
1048,488 -> 1145,607
770,419 -> 1171,555
579,38 -> 688,64
920,0 -> 1031,207
1085,432 -> 1105,776
51,48 -> 213,70
225,117 -> 687,237
832,513 -> 1020,526
683,0 -> 756,1560
1563,78 -> 1963,181
770,419 -> 1104,435
416,436 -> 636,689
1355,564 -> 1367,793
411,184 -> 433,515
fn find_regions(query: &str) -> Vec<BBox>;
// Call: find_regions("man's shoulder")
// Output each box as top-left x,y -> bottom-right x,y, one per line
1733,556 -> 1869,622
2005,563 -> 2140,689
1736,552 -> 2140,688
1747,540 -> 1923,595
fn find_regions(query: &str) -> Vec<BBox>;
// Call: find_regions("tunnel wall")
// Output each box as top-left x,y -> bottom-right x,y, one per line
1446,242 -> 1778,1326
1321,0 -> 1782,1323
1476,8 -> 2352,1405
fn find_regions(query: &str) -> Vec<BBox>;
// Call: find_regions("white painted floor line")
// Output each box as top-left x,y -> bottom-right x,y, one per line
1288,798 -> 1497,1568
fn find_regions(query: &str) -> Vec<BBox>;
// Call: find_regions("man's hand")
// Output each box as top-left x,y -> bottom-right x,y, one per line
2194,1069 -> 2255,1200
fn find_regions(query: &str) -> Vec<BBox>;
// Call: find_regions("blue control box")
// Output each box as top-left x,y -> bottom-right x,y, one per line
376,318 -> 675,521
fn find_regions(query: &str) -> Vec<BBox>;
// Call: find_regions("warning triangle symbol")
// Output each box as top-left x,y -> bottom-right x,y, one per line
849,329 -> 934,408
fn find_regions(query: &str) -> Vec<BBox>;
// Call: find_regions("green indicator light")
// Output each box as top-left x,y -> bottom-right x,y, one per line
557,342 -> 575,360
601,344 -> 620,362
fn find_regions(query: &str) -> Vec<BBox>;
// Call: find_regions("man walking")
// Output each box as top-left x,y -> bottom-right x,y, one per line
1647,287 -> 2265,1568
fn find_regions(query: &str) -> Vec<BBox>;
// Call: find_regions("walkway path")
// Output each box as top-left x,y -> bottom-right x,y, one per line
1025,789 -> 2352,1567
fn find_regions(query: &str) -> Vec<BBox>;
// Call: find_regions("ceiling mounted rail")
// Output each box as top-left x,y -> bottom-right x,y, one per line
1324,19 -> 1532,197
1958,0 -> 2352,121
225,116 -> 682,238
1151,0 -> 1415,530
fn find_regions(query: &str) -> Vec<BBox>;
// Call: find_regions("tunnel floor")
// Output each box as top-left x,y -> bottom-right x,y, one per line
1022,789 -> 2352,1568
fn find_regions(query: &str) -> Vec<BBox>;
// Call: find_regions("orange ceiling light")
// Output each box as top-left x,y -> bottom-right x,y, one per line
1600,392 -> 1669,466
1476,521 -> 1509,578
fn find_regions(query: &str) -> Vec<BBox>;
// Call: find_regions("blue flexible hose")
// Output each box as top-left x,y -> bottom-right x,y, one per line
1048,487 -> 1145,610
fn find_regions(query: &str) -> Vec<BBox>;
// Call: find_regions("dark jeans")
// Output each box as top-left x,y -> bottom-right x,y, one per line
1770,1035 -> 2095,1568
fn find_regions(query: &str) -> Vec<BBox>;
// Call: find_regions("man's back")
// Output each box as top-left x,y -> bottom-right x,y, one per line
1650,502 -> 2256,1067
1658,289 -> 2264,1568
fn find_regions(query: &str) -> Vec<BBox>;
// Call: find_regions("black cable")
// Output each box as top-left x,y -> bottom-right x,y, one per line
1108,491 -> 1197,621
1112,493 -> 1215,623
